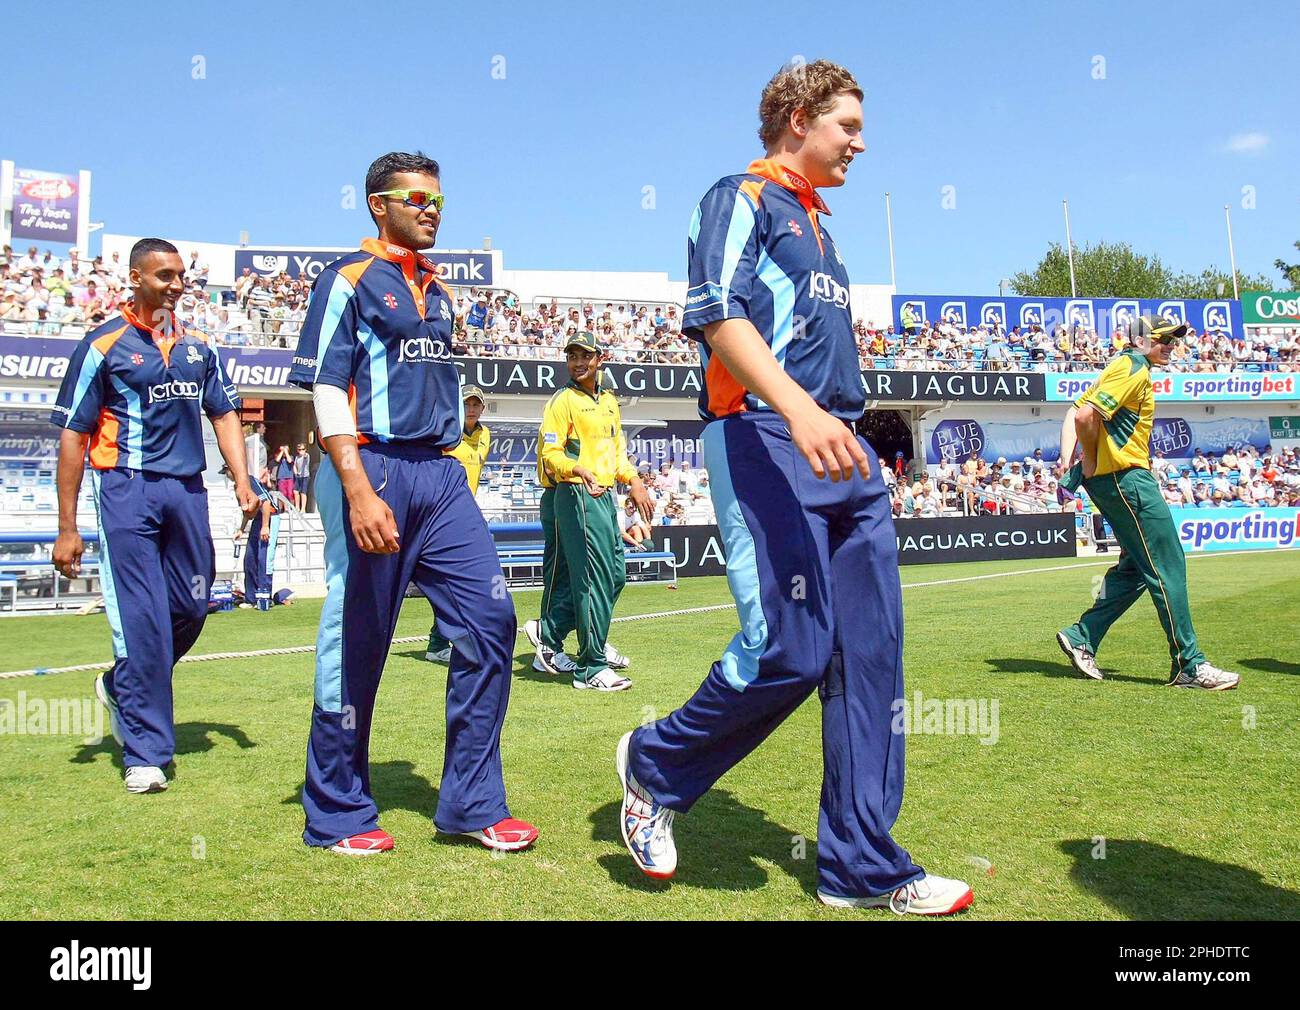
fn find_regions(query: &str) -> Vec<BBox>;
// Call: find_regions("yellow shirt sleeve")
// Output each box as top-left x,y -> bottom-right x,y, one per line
538,392 -> 577,483
614,424 -> 638,485
1077,354 -> 1143,420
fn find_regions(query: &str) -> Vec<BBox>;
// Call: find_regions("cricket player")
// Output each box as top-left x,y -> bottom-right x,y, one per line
614,62 -> 973,914
525,331 -> 654,691
51,238 -> 255,794
427,385 -> 489,663
230,466 -> 289,610
1055,315 -> 1240,690
290,151 -> 537,856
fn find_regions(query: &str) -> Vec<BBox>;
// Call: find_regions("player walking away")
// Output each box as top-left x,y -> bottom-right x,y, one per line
427,385 -> 490,663
50,238 -> 256,794
1056,315 -> 1240,690
525,331 -> 654,691
615,62 -> 973,914
228,464 -> 292,610
290,151 -> 537,856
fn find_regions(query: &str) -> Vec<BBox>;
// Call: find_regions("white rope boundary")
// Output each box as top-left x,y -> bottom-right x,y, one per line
0,548 -> 1289,681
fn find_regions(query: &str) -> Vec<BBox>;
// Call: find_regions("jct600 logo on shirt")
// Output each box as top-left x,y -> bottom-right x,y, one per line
808,271 -> 849,309
397,336 -> 452,363
148,380 -> 201,405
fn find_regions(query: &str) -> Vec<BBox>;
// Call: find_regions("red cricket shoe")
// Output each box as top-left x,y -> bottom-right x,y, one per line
329,828 -> 395,856
461,817 -> 539,852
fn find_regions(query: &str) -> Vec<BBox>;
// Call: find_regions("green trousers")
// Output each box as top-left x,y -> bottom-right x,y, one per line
1062,466 -> 1206,677
539,484 -> 627,682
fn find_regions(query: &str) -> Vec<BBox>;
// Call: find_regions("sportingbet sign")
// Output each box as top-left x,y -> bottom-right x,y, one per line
1046,371 -> 1299,403
1242,291 -> 1300,326
233,248 -> 495,286
1173,507 -> 1300,553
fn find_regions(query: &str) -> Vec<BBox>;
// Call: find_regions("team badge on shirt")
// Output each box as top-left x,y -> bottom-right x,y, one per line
186,344 -> 203,364
130,353 -> 143,366
788,219 -> 803,238
384,293 -> 398,309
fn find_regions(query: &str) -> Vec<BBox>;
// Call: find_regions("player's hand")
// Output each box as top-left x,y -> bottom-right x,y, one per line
235,481 -> 259,517
233,530 -> 244,542
260,528 -> 270,543
629,479 -> 655,523
787,403 -> 870,482
52,529 -> 85,580
574,466 -> 605,498
350,490 -> 400,554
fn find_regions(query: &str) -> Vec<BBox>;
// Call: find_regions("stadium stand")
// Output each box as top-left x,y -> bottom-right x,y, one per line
5,243 -> 1297,371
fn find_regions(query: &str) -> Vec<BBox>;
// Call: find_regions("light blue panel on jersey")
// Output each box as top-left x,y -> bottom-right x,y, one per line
313,273 -> 357,384
719,190 -> 758,316
356,325 -> 391,440
107,373 -> 144,470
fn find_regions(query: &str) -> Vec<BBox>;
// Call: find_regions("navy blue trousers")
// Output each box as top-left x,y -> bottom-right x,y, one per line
242,510 -> 281,609
302,445 -> 516,847
629,413 -> 923,897
93,469 -> 213,769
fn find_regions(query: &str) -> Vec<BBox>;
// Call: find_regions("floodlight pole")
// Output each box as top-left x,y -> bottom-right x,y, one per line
1063,199 -> 1077,297
1224,204 -> 1240,300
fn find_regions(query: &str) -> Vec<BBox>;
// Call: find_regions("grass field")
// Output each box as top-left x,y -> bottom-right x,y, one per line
1,551 -> 1297,921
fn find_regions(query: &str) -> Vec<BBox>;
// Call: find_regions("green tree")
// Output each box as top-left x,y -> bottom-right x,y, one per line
1169,267 -> 1272,299
1009,242 -> 1178,298
1274,240 -> 1300,291
1011,240 -> 1273,298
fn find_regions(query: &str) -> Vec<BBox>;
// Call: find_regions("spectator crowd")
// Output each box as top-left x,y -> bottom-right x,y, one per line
6,243 -> 1298,372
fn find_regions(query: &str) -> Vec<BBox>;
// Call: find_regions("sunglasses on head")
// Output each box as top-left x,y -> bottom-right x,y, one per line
373,188 -> 445,212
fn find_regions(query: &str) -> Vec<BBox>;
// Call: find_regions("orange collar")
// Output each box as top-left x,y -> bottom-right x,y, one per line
746,159 -> 830,215
361,237 -> 437,279
121,302 -> 181,340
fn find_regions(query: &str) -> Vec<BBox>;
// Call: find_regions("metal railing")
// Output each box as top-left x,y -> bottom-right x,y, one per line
5,318 -> 1296,373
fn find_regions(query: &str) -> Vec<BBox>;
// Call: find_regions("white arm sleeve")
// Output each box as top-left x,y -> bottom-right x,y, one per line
313,383 -> 357,440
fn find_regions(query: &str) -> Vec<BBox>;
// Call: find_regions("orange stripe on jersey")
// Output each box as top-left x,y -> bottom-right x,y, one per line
739,179 -> 766,209
705,352 -> 748,417
91,324 -> 129,356
337,256 -> 374,288
349,382 -> 370,445
88,407 -> 121,469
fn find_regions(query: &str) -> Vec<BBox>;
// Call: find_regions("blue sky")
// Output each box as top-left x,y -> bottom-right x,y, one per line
5,0 -> 1296,293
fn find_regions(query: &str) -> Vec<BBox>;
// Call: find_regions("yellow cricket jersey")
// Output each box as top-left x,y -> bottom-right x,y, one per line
1076,349 -> 1154,477
537,380 -> 638,489
445,423 -> 490,491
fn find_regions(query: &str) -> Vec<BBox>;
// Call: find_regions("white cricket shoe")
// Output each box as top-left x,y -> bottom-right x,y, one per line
604,642 -> 631,670
818,873 -> 974,916
1170,663 -> 1240,691
532,650 -> 577,675
1056,631 -> 1103,681
575,668 -> 632,692
616,731 -> 676,879
124,766 -> 168,794
525,619 -> 572,675
94,672 -> 124,747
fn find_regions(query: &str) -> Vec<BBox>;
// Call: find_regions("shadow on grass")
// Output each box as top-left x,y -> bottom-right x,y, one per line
70,721 -> 256,769
590,790 -> 818,896
1238,657 -> 1300,676
984,657 -> 1153,685
1060,839 -> 1300,920
280,760 -> 439,820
